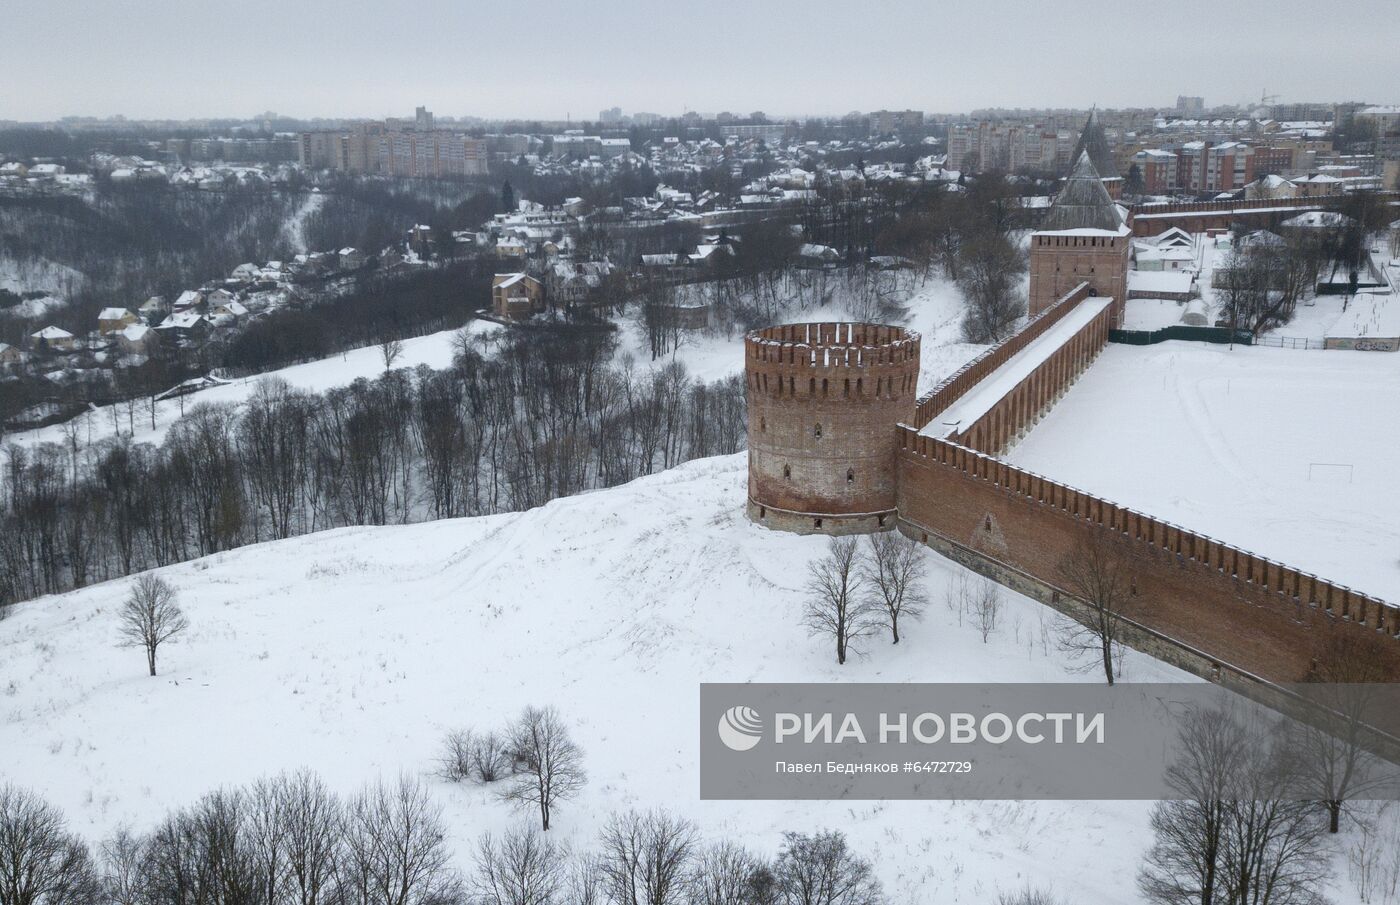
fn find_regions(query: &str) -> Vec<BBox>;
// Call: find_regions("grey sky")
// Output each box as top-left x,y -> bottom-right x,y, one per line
7,0 -> 1397,121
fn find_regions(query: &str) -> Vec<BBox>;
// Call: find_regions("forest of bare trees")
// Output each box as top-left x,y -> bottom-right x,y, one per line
0,775 -> 888,905
0,325 -> 746,608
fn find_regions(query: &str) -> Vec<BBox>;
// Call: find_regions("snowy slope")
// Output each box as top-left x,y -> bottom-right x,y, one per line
8,274 -> 982,458
1,453 -> 1203,904
3,320 -> 502,451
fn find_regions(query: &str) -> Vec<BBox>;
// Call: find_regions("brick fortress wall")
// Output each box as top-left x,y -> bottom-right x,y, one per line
893,288 -> 1400,685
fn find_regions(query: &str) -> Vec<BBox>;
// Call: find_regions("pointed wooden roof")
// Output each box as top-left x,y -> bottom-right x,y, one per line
1069,109 -> 1119,180
1039,152 -> 1125,232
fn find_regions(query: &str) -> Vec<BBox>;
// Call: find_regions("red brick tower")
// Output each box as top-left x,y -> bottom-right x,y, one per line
1028,151 -> 1132,324
745,322 -> 921,534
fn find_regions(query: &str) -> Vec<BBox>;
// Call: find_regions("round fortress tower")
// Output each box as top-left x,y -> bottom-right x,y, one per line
745,322 -> 920,534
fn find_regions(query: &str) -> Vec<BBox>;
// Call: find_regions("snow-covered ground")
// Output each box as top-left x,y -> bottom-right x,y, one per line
1288,290 -> 1400,343
3,320 -> 502,451
0,254 -> 83,298
281,190 -> 325,255
2,453 -> 1204,904
1122,296 -> 1197,331
1008,342 -> 1400,603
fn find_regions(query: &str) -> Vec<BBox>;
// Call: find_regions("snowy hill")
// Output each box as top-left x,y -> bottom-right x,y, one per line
1,452 -> 1201,904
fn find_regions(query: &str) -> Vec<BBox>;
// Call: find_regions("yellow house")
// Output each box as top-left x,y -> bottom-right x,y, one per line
492,273 -> 542,321
98,307 -> 140,335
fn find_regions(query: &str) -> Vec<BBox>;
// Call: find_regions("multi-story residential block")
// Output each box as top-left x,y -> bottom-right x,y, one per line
727,124 -> 788,145
1175,96 -> 1205,115
298,111 -> 484,178
869,110 -> 924,135
1129,149 -> 1177,192
1175,141 -> 1254,194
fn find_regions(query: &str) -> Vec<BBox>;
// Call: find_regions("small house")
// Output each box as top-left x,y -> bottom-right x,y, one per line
156,311 -> 211,342
0,342 -> 25,369
797,243 -> 842,268
97,307 -> 140,335
29,325 -> 77,353
495,237 -> 528,262
139,296 -> 167,321
209,298 -> 249,322
491,273 -> 543,321
115,323 -> 159,356
173,289 -> 204,312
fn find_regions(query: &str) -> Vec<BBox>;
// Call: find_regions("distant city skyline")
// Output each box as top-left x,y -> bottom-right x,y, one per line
4,0 -> 1398,122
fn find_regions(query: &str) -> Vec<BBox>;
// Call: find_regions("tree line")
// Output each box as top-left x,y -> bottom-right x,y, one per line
1217,192 -> 1395,336
0,775 -> 889,905
0,326 -> 745,609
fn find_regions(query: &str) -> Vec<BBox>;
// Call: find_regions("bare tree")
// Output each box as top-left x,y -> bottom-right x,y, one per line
690,841 -> 768,905
0,784 -> 102,905
441,729 -> 510,784
860,531 -> 926,644
341,775 -> 463,905
957,231 -> 1026,343
270,769 -> 344,905
971,577 -> 1002,644
803,536 -> 877,665
568,853 -> 607,905
117,573 -> 189,677
472,825 -> 569,905
1296,625 -> 1398,833
1055,532 -> 1134,685
996,889 -> 1065,905
502,706 -> 586,831
380,336 -> 405,372
1140,708 -> 1332,905
598,809 -> 698,905
773,830 -> 882,905
1345,804 -> 1400,905
99,827 -> 146,905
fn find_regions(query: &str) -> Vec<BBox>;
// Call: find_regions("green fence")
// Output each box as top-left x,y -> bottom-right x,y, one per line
1110,326 -> 1254,346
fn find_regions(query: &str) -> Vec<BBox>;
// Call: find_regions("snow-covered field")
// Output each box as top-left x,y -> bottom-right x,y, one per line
1008,341 -> 1400,603
3,453 -> 1203,904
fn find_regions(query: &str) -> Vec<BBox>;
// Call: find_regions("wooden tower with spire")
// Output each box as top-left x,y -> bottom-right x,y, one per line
1069,109 -> 1124,199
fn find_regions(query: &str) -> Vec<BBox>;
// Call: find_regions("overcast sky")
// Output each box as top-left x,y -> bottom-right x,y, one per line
6,0 -> 1398,122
